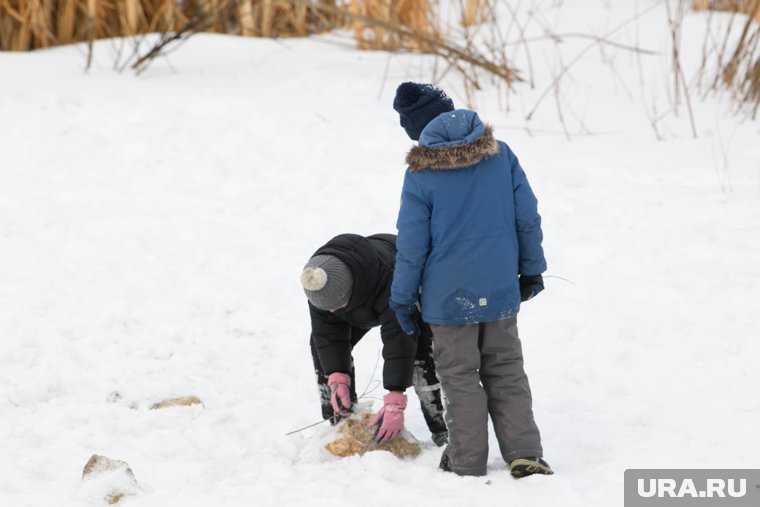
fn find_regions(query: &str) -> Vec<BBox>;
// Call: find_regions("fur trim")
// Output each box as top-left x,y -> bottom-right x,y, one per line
406,125 -> 501,171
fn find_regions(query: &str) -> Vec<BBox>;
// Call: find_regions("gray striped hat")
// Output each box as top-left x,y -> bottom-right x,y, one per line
300,255 -> 353,311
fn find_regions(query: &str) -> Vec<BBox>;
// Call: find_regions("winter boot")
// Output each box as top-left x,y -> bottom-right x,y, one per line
439,452 -> 453,473
413,326 -> 448,444
509,457 -> 553,478
432,431 -> 449,447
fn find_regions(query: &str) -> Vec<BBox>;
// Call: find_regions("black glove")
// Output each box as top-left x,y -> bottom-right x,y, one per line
519,274 -> 544,302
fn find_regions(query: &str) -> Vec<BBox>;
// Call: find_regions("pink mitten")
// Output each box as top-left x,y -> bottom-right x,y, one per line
370,392 -> 407,442
327,372 -> 352,416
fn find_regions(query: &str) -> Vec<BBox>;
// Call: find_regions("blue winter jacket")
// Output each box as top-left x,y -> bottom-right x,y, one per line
391,109 -> 546,325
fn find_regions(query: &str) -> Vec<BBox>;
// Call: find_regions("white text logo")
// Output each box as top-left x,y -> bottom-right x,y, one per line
637,479 -> 747,499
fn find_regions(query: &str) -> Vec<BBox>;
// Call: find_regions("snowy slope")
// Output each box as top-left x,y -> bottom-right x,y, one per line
1,1 -> 759,506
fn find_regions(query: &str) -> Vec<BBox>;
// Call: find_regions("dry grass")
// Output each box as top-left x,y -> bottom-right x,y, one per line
0,0 -> 511,93
0,0 -> 188,50
693,0 -> 760,115
348,0 -> 437,50
0,0 -> 346,50
692,0 -> 760,22
0,0 -> 445,51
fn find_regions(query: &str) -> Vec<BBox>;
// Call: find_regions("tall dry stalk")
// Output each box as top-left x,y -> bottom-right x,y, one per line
461,0 -> 483,27
666,0 -> 699,137
56,0 -> 76,43
123,0 -> 144,35
238,0 -> 255,35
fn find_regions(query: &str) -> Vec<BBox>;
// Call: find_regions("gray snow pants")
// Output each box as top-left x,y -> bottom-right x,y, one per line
431,317 -> 543,476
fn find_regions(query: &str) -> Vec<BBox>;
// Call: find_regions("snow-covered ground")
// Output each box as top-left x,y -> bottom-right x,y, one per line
1,1 -> 759,506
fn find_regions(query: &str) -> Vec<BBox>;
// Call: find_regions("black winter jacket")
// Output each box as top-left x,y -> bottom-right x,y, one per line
308,233 -> 418,391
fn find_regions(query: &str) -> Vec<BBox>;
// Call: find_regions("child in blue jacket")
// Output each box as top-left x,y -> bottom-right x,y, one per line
389,82 -> 553,478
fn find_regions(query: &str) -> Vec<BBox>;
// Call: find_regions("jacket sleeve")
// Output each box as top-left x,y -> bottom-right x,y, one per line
309,303 -> 352,375
391,170 -> 432,306
378,304 -> 417,391
508,146 -> 547,276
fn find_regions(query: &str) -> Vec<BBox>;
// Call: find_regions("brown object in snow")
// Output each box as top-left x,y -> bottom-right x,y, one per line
150,395 -> 204,409
82,454 -> 139,504
325,412 -> 421,459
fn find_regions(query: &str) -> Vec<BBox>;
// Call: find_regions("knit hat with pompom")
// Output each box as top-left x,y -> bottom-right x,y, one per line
300,255 -> 353,311
393,82 -> 455,141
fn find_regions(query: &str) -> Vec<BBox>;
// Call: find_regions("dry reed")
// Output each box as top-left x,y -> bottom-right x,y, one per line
0,0 -> 349,51
461,0 -> 484,27
693,0 -> 760,115
692,0 -> 760,22
347,0 -> 438,51
1,0 -> 514,95
0,0 -> 188,50
0,0 -> 489,54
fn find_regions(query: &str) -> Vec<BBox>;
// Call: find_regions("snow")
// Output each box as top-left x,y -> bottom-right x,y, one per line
1,1 -> 759,506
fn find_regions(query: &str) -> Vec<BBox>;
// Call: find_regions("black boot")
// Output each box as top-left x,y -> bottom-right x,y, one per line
413,323 -> 448,444
509,457 -> 553,478
432,431 -> 448,447
439,451 -> 453,473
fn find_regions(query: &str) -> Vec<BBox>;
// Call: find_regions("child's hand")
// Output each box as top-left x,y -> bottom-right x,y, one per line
519,274 -> 544,302
390,300 -> 418,335
327,372 -> 353,416
370,392 -> 407,442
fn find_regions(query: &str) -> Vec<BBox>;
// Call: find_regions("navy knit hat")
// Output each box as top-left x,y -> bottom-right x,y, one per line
393,82 -> 455,141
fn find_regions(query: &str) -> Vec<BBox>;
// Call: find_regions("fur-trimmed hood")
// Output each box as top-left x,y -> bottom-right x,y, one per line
405,109 -> 500,171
